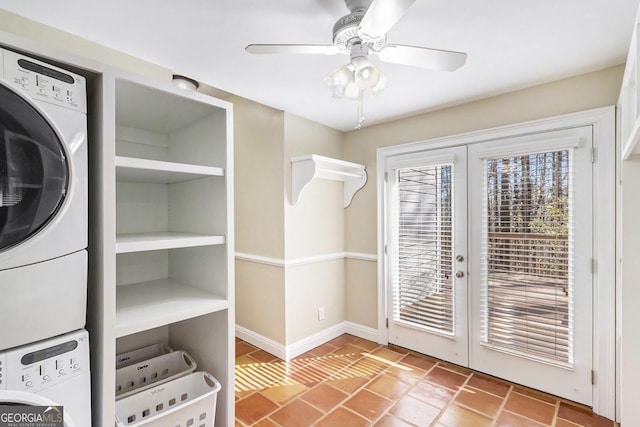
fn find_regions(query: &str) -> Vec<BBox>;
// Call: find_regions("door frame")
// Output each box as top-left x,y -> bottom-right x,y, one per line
376,107 -> 616,419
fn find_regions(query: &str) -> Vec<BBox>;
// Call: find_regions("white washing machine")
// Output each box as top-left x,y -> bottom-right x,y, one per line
0,329 -> 91,427
0,49 -> 88,350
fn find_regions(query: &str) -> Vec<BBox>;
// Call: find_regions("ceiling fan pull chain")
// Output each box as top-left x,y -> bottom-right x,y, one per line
356,90 -> 365,129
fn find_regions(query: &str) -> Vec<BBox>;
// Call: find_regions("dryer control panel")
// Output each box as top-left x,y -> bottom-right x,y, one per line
1,48 -> 87,114
0,329 -> 89,393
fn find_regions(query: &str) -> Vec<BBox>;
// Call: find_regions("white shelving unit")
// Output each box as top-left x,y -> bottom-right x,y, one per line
620,20 -> 640,159
91,71 -> 234,427
291,154 -> 367,208
115,278 -> 229,337
0,33 -> 234,427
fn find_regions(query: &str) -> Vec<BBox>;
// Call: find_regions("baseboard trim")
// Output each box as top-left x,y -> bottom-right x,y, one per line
286,323 -> 346,360
235,325 -> 287,360
343,321 -> 379,342
235,321 -> 380,361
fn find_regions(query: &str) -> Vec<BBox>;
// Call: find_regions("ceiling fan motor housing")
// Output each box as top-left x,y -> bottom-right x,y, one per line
333,11 -> 385,53
345,0 -> 372,13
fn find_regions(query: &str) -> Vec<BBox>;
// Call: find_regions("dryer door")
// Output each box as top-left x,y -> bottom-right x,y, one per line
0,82 -> 68,252
0,391 -> 75,427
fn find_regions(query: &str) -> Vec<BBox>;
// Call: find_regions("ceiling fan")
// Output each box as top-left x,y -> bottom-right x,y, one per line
246,0 -> 467,126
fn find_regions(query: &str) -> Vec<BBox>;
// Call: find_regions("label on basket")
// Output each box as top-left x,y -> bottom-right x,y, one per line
0,405 -> 64,427
151,386 -> 166,395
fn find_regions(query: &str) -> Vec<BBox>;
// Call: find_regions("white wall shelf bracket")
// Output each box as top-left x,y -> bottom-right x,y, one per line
291,154 -> 367,208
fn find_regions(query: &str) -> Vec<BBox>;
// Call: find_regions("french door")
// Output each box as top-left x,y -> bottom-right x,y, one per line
385,126 -> 593,405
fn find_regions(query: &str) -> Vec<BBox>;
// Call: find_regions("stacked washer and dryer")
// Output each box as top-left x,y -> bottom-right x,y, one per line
0,49 -> 91,426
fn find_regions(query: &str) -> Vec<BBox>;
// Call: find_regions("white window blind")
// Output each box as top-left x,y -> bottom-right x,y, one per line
480,150 -> 573,364
394,165 -> 454,334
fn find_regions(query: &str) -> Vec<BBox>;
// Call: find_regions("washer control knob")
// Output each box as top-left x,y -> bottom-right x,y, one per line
43,375 -> 50,381
25,381 -> 32,387
59,369 -> 65,375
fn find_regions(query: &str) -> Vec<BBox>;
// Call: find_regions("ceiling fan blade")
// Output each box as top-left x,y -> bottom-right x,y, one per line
245,44 -> 340,55
358,0 -> 417,42
377,44 -> 467,71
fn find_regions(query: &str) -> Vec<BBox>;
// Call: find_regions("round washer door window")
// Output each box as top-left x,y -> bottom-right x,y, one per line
0,83 -> 68,252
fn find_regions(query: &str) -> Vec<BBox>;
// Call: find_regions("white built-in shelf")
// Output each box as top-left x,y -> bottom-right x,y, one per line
623,121 -> 640,159
621,22 -> 640,160
115,278 -> 229,338
291,154 -> 367,208
115,232 -> 225,253
115,156 -> 224,183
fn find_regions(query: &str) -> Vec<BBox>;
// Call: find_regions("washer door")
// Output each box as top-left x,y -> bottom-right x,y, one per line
0,391 -> 75,427
0,82 -> 68,253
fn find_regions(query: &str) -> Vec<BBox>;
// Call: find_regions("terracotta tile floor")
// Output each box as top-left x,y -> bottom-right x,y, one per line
235,335 -> 616,427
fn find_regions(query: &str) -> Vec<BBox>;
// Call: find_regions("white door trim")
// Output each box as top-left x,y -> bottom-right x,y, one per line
376,106 -> 616,419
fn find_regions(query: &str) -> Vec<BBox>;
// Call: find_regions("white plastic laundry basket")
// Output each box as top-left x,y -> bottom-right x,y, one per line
116,350 -> 197,399
116,344 -> 173,369
115,371 -> 221,427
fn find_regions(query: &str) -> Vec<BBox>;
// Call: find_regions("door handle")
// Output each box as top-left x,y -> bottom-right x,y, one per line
455,271 -> 464,278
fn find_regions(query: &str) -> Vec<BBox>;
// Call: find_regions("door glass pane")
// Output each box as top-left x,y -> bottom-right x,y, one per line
394,165 -> 454,334
481,150 -> 572,364
0,84 -> 68,251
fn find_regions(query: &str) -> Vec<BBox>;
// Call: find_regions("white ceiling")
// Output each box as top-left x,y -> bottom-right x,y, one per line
1,0 -> 638,131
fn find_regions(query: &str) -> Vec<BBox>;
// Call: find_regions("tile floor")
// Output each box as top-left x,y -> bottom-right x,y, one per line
235,334 -> 615,427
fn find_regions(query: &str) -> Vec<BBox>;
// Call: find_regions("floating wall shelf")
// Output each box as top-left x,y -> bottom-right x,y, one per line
291,154 -> 367,208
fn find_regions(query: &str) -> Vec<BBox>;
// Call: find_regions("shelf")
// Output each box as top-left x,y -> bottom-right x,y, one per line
115,232 -> 225,253
291,154 -> 367,208
115,156 -> 224,183
115,278 -> 229,338
623,119 -> 640,159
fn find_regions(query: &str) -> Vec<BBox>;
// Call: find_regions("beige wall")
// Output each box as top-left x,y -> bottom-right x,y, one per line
342,65 -> 624,330
621,160 -> 640,423
219,94 -> 287,343
282,113 -> 346,343
284,113 -> 345,258
0,10 -> 169,80
285,260 -> 345,343
345,258 -> 377,328
231,95 -> 286,259
225,99 -> 347,346
235,260 -> 286,343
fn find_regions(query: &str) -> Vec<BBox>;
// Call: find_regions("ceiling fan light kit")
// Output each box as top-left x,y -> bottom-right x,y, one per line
246,0 -> 467,127
326,41 -> 388,100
